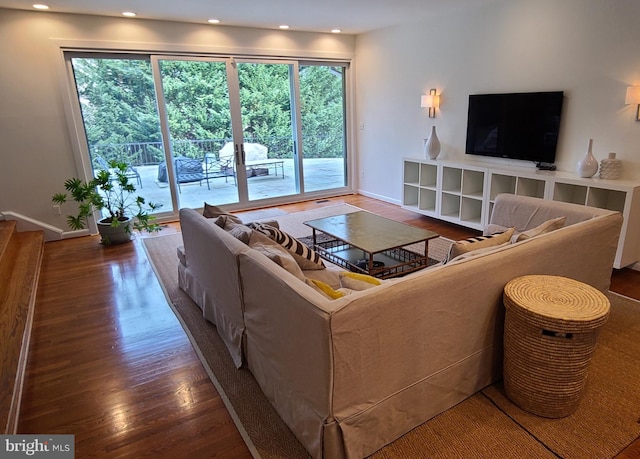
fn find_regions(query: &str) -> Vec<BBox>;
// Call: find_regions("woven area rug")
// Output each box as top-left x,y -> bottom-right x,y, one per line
142,206 -> 640,458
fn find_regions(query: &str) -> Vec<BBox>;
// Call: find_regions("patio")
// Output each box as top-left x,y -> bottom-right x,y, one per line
131,157 -> 347,213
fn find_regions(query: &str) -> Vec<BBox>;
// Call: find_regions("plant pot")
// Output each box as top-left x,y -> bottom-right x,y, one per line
97,217 -> 133,245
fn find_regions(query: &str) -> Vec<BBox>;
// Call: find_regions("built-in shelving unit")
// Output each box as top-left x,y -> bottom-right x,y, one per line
402,157 -> 640,269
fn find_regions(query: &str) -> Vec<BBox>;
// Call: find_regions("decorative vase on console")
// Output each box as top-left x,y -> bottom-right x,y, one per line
424,125 -> 441,160
576,138 -> 598,178
599,152 -> 623,180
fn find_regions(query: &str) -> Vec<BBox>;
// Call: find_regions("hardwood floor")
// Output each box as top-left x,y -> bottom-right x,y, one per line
18,194 -> 640,457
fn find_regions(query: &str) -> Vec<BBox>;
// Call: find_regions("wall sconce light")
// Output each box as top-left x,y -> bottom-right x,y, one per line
421,88 -> 440,118
625,85 -> 640,121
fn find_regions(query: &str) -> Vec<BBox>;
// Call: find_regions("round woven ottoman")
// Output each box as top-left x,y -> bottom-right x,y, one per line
502,275 -> 610,418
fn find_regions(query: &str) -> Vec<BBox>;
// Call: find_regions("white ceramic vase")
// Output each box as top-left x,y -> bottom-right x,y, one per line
424,125 -> 441,160
576,138 -> 598,178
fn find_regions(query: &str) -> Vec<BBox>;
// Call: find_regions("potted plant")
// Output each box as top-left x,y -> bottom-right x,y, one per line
52,159 -> 162,244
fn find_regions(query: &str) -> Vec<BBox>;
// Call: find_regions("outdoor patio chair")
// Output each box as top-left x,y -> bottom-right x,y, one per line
204,154 -> 236,188
174,157 -> 205,192
95,156 -> 143,188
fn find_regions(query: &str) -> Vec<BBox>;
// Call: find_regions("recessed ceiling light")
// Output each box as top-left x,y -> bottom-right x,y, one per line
331,29 -> 342,33
122,11 -> 136,17
278,25 -> 290,30
207,18 -> 220,24
32,4 -> 49,9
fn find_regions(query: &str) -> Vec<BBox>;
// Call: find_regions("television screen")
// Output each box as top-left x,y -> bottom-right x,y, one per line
465,91 -> 564,164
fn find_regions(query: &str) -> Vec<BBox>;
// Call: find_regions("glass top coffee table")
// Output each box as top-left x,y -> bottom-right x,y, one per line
304,211 -> 439,279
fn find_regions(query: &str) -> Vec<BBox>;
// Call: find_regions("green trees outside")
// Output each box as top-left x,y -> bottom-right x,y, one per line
71,57 -> 346,165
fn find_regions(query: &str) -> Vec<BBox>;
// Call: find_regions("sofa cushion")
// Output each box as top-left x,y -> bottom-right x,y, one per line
248,230 -> 305,280
514,216 -> 566,242
339,272 -> 383,290
250,222 -> 325,270
203,202 -> 243,223
445,228 -> 515,263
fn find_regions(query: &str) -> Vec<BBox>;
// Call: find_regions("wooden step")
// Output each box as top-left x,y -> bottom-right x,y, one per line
0,220 -> 16,262
0,221 -> 44,434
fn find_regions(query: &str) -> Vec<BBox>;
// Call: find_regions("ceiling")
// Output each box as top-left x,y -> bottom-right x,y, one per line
0,0 -> 495,35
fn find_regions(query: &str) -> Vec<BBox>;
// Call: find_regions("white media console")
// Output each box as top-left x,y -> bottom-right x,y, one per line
402,157 -> 640,269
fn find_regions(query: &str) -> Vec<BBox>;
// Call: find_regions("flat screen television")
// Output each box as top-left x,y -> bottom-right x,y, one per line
465,91 -> 564,165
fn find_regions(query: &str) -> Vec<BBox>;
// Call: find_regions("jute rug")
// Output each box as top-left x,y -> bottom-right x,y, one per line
142,205 -> 640,458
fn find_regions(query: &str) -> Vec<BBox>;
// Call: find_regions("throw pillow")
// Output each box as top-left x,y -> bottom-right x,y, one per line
305,279 -> 353,300
483,223 -> 509,237
514,216 -> 566,242
444,227 -> 515,263
251,222 -> 325,270
214,216 -> 252,244
203,202 -> 243,223
339,271 -> 383,290
446,241 -> 511,264
248,230 -> 305,280
246,219 -> 279,229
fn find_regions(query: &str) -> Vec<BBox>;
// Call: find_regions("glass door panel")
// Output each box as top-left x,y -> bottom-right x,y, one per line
236,61 -> 299,202
69,56 -> 173,216
155,58 -> 240,208
299,64 -> 348,192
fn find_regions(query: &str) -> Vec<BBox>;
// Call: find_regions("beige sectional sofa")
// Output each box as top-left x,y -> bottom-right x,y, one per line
177,194 -> 622,459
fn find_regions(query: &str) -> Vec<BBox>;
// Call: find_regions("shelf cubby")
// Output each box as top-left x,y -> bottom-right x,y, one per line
462,169 -> 485,198
442,167 -> 462,194
460,196 -> 483,226
553,183 -> 587,205
516,177 -> 545,198
490,174 -> 516,200
587,187 -> 626,212
403,184 -> 419,208
419,163 -> 438,188
441,192 -> 461,218
403,161 -> 420,185
419,188 -> 437,212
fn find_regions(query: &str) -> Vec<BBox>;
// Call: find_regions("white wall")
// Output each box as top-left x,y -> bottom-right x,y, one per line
355,0 -> 640,204
0,8 -> 355,229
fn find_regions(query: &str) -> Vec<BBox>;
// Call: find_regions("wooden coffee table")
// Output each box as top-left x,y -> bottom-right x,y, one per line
303,211 -> 439,279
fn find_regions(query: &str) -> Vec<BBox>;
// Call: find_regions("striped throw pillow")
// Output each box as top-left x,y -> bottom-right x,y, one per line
250,223 -> 326,270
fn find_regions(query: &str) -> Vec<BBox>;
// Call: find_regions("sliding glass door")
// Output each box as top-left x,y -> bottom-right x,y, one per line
66,52 -> 351,218
68,55 -> 175,217
154,57 -> 240,209
299,64 -> 347,192
236,60 -> 300,201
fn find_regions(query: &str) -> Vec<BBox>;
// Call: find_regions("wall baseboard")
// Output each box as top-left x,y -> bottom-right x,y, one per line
357,189 -> 400,206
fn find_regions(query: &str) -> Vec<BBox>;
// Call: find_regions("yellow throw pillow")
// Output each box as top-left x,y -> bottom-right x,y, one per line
339,271 -> 383,290
306,279 -> 348,299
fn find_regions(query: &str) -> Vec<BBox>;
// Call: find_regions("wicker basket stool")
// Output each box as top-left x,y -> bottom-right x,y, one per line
502,275 -> 610,418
